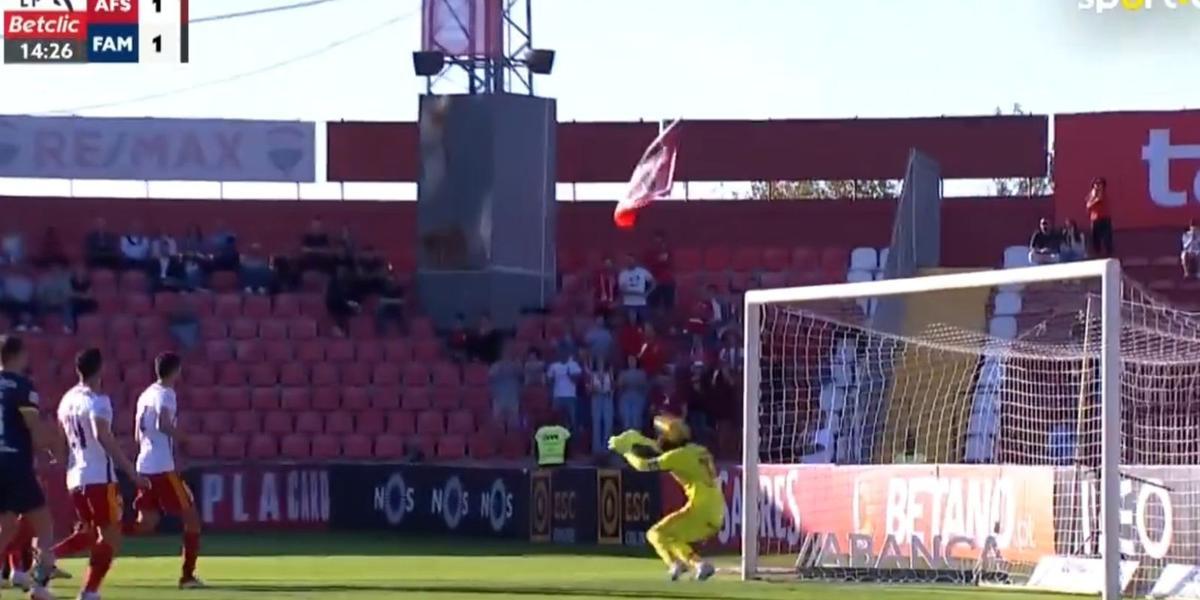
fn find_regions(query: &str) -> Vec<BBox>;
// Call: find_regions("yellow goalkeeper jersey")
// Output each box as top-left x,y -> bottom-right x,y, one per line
627,443 -> 724,517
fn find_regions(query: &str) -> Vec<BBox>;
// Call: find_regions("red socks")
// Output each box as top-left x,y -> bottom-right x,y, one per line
182,531 -> 200,579
6,519 -> 33,572
52,529 -> 97,558
83,541 -> 114,594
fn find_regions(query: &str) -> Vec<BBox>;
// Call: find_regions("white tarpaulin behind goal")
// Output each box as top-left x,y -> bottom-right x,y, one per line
737,262 -> 1200,599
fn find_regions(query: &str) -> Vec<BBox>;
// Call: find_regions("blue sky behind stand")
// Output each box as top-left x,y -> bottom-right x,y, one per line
0,0 -> 1196,198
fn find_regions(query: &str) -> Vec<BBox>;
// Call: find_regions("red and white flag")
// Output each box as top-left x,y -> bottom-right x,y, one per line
613,119 -> 681,229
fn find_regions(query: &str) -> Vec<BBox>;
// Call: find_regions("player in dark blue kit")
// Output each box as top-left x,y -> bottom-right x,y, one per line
0,335 -> 58,600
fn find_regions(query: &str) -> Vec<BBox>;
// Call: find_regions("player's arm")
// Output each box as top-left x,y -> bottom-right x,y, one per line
157,404 -> 185,444
620,446 -> 682,473
90,402 -> 145,485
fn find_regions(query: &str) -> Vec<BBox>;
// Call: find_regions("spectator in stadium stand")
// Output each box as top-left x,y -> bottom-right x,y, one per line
488,342 -> 523,430
636,323 -> 668,378
615,312 -> 644,361
1059,219 -> 1087,262
467,313 -> 504,364
325,267 -> 361,337
645,231 -> 675,314
2,230 -> 25,265
617,355 -> 649,432
239,243 -> 274,295
374,276 -> 407,336
617,253 -> 655,325
84,217 -> 121,269
67,265 -> 97,332
522,347 -> 545,387
717,331 -> 743,380
592,256 -> 618,319
1182,221 -> 1200,279
208,220 -> 240,271
34,226 -> 67,268
120,222 -> 153,271
299,217 -> 334,273
649,370 -> 680,419
587,354 -> 615,456
149,228 -> 181,290
1027,218 -> 1062,265
546,347 -> 583,429
1086,177 -> 1115,257
35,262 -> 72,333
1,267 -> 39,332
583,314 -> 614,363
167,295 -> 201,350
356,245 -> 390,296
447,314 -> 469,362
680,363 -> 714,441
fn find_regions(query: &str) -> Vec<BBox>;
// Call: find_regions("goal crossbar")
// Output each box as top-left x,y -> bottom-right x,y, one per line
740,259 -> 1123,600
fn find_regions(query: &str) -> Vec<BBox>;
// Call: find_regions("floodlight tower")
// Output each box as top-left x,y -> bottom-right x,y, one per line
412,0 -> 555,95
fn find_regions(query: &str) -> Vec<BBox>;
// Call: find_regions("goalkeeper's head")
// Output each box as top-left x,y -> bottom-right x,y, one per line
654,414 -> 691,451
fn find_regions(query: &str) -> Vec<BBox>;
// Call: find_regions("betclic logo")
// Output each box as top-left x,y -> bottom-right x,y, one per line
1142,129 -> 1200,207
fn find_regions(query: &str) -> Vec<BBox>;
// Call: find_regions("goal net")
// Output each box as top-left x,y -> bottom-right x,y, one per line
737,260 -> 1200,599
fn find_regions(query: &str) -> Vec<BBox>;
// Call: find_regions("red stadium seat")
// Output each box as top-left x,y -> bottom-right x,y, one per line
217,363 -> 246,386
410,317 -> 435,340
135,315 -> 167,339
210,271 -> 239,293
355,409 -> 385,436
820,246 -> 850,273
356,341 -> 383,363
469,431 -> 499,460
248,434 -> 279,460
373,435 -> 406,459
235,340 -> 265,362
232,411 -> 261,435
312,387 -> 341,411
311,435 -> 340,459
446,410 -> 475,435
247,363 -> 278,387
499,433 -> 527,459
213,294 -> 243,319
413,340 -> 441,362
703,247 -> 732,272
763,247 -> 790,272
121,363 -> 152,389
732,247 -> 763,273
216,434 -> 245,460
416,410 -> 445,435
401,388 -> 431,411
109,315 -> 136,338
295,340 -> 324,363
259,318 -> 287,342
461,387 -> 491,417
386,411 -> 415,436
791,247 -> 820,273
230,318 -> 257,341
263,411 -> 293,435
122,294 -> 153,317
312,363 -> 339,387
408,435 -> 436,458
342,434 -> 373,459
463,364 -> 490,387
178,412 -> 203,435
341,363 -> 370,387
383,340 -> 411,362
372,364 -> 401,387
280,434 -> 311,459
217,387 -> 250,411
342,387 -> 370,411
279,362 -> 308,386
202,411 -> 231,434
515,319 -> 542,343
199,318 -> 227,341
154,291 -> 181,315
297,293 -> 325,317
347,316 -> 375,339
280,388 -> 311,411
114,340 -> 142,364
325,412 -> 354,435
521,385 -> 549,413
436,435 -> 466,460
204,341 -> 233,364
76,315 -> 104,338
368,386 -> 402,410
287,318 -> 317,340
250,387 -> 281,411
431,362 -> 459,387
187,387 -> 218,410
243,295 -> 272,320
327,340 -> 355,363
273,294 -> 301,318
186,434 -> 215,459
263,340 -> 293,363
403,364 -> 430,387
431,387 -> 460,411
675,248 -> 703,273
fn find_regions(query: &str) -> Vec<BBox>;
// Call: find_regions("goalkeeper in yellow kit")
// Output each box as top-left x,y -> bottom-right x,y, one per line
609,415 -> 724,581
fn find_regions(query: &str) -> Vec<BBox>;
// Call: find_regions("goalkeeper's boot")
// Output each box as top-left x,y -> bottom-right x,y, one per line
178,576 -> 206,590
667,562 -> 687,581
694,561 -> 716,582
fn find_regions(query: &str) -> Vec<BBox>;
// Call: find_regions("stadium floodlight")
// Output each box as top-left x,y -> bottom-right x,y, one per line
412,51 -> 446,77
523,49 -> 555,75
739,259 -> 1126,600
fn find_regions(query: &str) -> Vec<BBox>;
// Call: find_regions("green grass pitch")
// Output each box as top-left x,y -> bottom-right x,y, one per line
24,533 -> 1073,599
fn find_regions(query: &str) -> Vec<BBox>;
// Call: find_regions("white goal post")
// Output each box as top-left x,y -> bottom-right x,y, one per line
740,259 -> 1123,600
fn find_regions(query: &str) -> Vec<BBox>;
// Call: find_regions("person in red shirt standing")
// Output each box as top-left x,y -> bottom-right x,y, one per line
645,231 -> 675,315
637,324 -> 668,377
1086,177 -> 1114,257
593,257 -> 618,319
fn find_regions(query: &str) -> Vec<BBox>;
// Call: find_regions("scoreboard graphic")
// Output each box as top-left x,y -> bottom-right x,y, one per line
2,0 -> 188,63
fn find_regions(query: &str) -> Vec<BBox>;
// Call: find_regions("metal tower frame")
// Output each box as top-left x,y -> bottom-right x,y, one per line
423,0 -> 536,95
